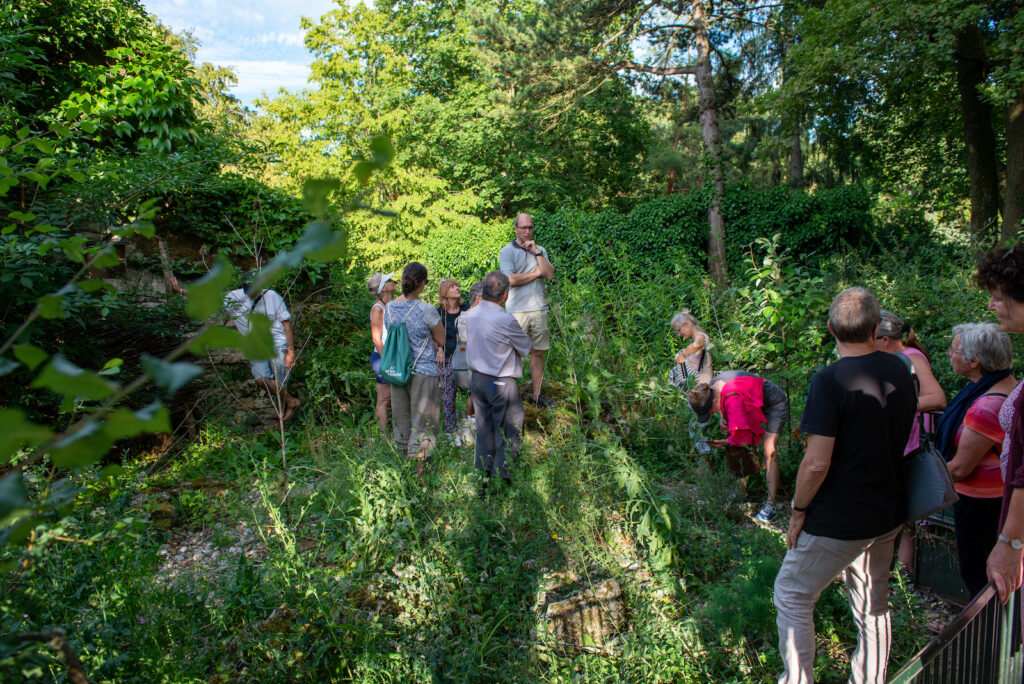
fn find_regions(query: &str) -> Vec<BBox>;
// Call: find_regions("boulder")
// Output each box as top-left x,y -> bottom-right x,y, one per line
538,578 -> 626,653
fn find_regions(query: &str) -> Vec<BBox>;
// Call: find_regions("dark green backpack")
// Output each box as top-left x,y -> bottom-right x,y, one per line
380,303 -> 429,386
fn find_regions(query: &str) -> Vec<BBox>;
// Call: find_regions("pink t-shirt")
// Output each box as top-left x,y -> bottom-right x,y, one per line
721,376 -> 767,447
903,348 -> 931,455
999,380 -> 1024,479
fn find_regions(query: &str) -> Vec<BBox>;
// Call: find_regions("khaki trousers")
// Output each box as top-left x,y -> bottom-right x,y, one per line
391,373 -> 440,457
774,526 -> 901,684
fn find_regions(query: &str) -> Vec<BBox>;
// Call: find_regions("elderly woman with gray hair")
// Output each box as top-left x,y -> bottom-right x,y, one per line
935,322 -> 1018,596
671,308 -> 713,386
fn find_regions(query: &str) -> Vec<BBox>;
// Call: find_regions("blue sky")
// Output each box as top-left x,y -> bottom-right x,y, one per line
141,0 -> 343,107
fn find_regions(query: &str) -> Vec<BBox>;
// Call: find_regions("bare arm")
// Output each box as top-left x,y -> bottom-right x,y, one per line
536,252 -> 554,280
674,332 -> 707,364
507,269 -> 540,287
283,319 -> 296,369
947,426 -> 996,481
990,487 -> 1024,603
430,320 -> 445,347
371,307 -> 385,355
787,434 -> 835,549
909,354 -> 946,411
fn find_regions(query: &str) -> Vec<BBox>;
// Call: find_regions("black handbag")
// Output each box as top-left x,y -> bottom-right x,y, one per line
903,413 -> 959,523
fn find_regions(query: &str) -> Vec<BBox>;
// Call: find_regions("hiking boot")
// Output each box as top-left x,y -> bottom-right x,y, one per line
527,394 -> 556,409
755,501 -> 777,522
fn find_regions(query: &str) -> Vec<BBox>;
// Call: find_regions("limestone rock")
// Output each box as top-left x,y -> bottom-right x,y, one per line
539,578 -> 626,653
256,605 -> 296,633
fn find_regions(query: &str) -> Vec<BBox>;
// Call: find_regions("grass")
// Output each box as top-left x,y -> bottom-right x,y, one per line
1,394 -> 935,682
7,244 -> 982,681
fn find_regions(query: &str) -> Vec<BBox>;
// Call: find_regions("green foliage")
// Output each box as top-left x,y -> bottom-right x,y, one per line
419,217 -> 509,283
534,183 -> 880,280
729,236 -> 833,381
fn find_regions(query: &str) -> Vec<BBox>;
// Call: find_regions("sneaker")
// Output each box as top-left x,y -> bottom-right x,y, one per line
527,394 -> 556,409
755,501 -> 777,522
453,433 -> 463,447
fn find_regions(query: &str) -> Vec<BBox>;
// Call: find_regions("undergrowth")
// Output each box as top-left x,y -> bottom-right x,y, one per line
4,238 -> 982,682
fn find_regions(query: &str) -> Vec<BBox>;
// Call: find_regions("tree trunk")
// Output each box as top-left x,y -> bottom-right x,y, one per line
667,120 -> 682,195
954,26 -> 1001,245
789,129 -> 804,189
692,0 -> 728,285
1005,92 -> 1024,242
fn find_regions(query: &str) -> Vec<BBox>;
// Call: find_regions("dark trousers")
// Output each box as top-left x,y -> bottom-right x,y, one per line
470,371 -> 524,480
953,494 -> 1002,597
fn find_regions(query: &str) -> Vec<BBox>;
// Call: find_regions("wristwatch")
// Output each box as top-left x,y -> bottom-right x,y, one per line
999,534 -> 1024,550
790,499 -> 809,513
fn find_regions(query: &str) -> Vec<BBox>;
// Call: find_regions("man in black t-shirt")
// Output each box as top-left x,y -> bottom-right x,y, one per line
773,287 -> 917,684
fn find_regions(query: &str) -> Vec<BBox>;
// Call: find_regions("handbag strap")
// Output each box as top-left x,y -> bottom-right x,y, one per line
386,300 -> 418,326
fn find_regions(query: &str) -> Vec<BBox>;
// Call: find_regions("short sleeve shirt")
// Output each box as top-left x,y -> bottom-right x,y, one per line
384,299 -> 441,376
799,351 -> 917,539
224,288 -> 291,350
954,393 -> 1007,498
499,241 -> 549,313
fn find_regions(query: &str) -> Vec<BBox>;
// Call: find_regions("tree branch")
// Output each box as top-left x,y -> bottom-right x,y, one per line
612,61 -> 697,76
18,630 -> 90,684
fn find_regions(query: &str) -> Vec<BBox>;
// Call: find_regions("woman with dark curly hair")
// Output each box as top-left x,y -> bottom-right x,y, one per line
975,245 -> 1024,604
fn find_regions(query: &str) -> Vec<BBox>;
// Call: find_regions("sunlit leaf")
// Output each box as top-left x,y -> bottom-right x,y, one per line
13,344 -> 48,370
352,161 -> 375,184
302,178 -> 341,216
0,358 -> 19,377
98,464 -> 124,482
0,409 -> 52,460
0,473 -> 30,526
188,325 -> 246,354
239,314 -> 276,360
30,354 -> 117,400
92,246 -> 120,269
141,354 -> 203,394
3,515 -> 43,545
78,279 -> 115,293
105,401 -> 171,439
99,358 -> 123,376
370,135 -> 395,165
185,255 -> 233,320
300,221 -> 348,263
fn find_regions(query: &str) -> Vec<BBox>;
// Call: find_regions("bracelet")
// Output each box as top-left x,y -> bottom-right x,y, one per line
790,499 -> 809,513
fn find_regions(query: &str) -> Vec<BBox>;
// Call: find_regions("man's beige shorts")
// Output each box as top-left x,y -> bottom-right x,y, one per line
511,310 -> 550,351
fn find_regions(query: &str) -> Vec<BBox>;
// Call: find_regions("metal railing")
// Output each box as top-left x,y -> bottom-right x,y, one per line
889,583 -> 1023,683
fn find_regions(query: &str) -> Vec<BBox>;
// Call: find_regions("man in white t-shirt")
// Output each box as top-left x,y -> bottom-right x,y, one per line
224,280 -> 300,421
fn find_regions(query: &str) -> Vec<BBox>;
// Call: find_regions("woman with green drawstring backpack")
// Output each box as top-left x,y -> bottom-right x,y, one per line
382,262 -> 446,476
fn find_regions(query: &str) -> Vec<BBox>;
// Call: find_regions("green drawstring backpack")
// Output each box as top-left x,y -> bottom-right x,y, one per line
380,303 -> 430,386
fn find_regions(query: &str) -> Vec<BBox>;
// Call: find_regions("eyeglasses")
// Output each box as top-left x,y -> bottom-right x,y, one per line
516,224 -> 534,230
947,345 -> 963,356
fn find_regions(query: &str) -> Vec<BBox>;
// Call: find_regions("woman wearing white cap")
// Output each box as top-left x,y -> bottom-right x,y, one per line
368,271 -> 397,433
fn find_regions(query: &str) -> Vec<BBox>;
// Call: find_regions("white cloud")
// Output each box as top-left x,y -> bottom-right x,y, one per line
143,0 -> 338,105
226,60 -> 313,101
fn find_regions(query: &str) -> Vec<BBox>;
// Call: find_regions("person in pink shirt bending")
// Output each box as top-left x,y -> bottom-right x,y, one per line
688,371 -> 790,522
